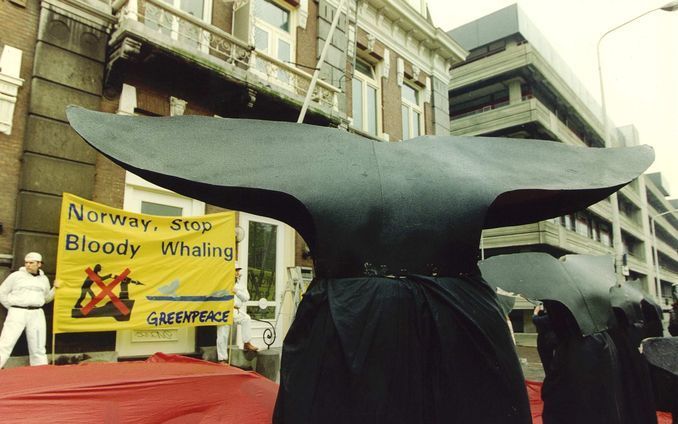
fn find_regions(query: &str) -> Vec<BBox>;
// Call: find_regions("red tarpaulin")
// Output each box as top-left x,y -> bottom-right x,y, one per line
0,358 -> 672,424
0,353 -> 277,424
526,380 -> 673,424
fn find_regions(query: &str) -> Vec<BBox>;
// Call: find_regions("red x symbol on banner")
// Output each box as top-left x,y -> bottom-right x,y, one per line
80,267 -> 131,317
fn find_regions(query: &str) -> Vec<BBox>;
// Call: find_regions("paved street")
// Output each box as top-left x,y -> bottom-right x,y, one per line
516,345 -> 546,382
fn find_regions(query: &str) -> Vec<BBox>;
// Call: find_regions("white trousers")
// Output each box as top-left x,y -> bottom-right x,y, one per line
0,308 -> 48,368
216,308 -> 252,361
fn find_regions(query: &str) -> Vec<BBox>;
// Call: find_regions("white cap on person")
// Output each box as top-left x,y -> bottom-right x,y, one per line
25,252 -> 42,262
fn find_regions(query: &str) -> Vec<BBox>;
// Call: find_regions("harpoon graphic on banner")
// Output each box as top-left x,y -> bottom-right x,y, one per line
53,193 -> 236,333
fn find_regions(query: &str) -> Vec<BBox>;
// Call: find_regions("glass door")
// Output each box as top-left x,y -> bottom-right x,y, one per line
238,212 -> 288,348
115,174 -> 205,357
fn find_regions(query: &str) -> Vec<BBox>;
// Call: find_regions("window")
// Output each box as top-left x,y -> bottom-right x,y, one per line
456,39 -> 507,66
591,220 -> 600,242
401,83 -> 422,139
245,221 -> 278,320
0,45 -> 23,135
599,224 -> 611,247
450,87 -> 509,119
253,0 -> 294,84
141,201 -> 183,217
145,0 -> 212,51
176,0 -> 207,19
575,215 -> 589,237
352,58 -> 379,136
254,0 -> 290,31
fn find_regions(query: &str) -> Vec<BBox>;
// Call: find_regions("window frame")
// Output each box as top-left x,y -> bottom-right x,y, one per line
401,82 -> 423,139
351,57 -> 381,137
238,212 -> 289,349
575,214 -> 590,238
252,0 -> 296,66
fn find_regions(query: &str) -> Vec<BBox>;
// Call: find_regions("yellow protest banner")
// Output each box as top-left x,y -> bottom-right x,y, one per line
54,193 -> 236,333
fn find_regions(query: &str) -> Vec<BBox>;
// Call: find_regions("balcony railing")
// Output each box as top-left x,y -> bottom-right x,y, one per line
111,0 -> 339,112
450,96 -> 601,150
451,99 -> 510,120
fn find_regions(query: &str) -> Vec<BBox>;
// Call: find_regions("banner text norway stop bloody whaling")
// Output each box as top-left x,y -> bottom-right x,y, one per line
63,202 -> 233,261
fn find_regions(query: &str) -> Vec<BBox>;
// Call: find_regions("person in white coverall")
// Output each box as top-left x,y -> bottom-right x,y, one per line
216,267 -> 258,362
0,252 -> 59,368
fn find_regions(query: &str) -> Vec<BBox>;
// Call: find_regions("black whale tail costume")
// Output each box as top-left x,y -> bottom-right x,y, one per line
480,254 -> 660,424
67,106 -> 653,423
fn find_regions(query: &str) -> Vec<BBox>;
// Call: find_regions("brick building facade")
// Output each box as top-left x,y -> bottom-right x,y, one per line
0,0 -> 464,359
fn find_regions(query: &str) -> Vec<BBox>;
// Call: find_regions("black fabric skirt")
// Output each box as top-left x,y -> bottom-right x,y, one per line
608,327 -> 658,424
541,331 -> 627,424
273,275 -> 531,424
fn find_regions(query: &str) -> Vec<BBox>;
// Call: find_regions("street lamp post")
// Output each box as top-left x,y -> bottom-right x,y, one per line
595,0 -> 678,283
650,209 -> 678,301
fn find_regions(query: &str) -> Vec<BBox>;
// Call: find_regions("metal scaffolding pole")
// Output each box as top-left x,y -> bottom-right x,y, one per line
297,0 -> 347,124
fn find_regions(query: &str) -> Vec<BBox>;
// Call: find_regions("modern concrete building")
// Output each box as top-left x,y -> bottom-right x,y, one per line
0,0 -> 464,362
447,4 -> 678,333
645,172 -> 678,307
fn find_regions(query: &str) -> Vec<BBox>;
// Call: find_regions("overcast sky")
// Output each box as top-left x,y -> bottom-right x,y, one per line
427,0 -> 678,200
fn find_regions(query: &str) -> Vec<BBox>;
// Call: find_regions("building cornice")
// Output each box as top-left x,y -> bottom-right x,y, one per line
361,0 -> 467,62
356,1 -> 465,82
41,0 -> 115,28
